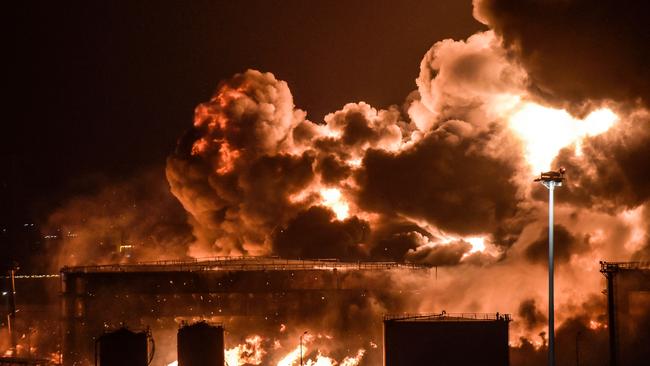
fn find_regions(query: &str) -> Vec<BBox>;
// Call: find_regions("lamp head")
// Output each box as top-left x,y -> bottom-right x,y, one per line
534,168 -> 566,184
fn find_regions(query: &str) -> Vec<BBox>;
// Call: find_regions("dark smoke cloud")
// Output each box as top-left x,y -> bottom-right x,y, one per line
323,103 -> 403,154
166,70 -> 317,256
356,121 -> 522,237
511,294 -> 609,366
166,41 -> 533,260
368,219 -> 430,261
315,154 -> 352,185
474,0 -> 650,111
517,298 -> 547,331
272,206 -> 369,260
556,110 -> 650,211
525,225 -> 589,265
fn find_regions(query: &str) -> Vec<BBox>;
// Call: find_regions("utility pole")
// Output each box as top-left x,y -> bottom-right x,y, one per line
535,168 -> 565,366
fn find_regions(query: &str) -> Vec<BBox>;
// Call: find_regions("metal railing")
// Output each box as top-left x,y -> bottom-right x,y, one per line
600,261 -> 650,273
61,256 -> 429,274
384,312 -> 512,322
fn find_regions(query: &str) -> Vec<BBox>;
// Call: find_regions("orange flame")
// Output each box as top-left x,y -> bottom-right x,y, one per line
319,188 -> 350,220
225,335 -> 266,366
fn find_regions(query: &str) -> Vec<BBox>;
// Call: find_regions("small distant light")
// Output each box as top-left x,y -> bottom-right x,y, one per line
1,292 -> 7,296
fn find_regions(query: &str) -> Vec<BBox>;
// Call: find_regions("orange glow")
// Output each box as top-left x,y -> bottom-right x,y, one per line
620,207 -> 647,253
340,349 -> 366,366
589,320 -> 605,330
276,345 -> 302,366
509,103 -> 617,173
216,140 -> 241,175
190,138 -> 209,156
320,188 -> 350,220
346,158 -> 362,168
465,236 -> 486,253
225,335 -> 266,366
304,353 -> 336,366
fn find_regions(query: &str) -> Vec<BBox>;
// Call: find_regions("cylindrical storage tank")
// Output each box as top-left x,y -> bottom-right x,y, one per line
97,327 -> 149,366
178,322 -> 224,366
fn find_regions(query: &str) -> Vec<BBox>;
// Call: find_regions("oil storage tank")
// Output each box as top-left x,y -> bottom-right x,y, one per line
178,321 -> 225,366
383,312 -> 510,366
96,327 -> 150,366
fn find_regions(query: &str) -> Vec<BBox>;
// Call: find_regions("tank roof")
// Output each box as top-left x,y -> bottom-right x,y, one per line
384,312 -> 511,322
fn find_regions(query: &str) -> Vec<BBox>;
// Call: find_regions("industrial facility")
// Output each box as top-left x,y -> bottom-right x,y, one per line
6,258 -> 647,366
383,312 -> 511,366
60,256 -> 426,365
600,261 -> 650,366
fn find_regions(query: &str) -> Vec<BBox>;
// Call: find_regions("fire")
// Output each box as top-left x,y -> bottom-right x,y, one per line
589,320 -> 606,330
320,188 -> 350,220
304,353 -> 336,366
340,349 -> 366,366
436,233 -> 490,255
508,103 -> 617,172
215,141 -> 241,175
220,330 -> 366,366
225,335 -> 267,366
276,345 -> 302,366
465,236 -> 486,253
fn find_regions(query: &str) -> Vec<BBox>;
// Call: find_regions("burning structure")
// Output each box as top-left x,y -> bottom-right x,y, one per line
60,257 -> 427,365
383,312 -> 510,366
600,261 -> 650,366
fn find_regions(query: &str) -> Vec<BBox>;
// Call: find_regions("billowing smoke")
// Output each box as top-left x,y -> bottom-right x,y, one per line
34,1 -> 650,364
166,33 -> 532,262
473,0 -> 650,111
43,169 -> 193,271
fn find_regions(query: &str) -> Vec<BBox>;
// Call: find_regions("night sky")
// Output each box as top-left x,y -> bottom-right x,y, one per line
5,0 -> 482,223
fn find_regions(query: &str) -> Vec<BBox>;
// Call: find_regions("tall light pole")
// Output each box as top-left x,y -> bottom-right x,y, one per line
300,330 -> 308,366
535,167 -> 565,366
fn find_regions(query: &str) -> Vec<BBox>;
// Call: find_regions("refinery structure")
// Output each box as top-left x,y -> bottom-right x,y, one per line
2,259 -> 650,365
60,257 -> 427,365
600,261 -> 650,366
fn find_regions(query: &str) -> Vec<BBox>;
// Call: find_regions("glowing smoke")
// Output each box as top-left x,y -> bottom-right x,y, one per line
38,1 -> 650,365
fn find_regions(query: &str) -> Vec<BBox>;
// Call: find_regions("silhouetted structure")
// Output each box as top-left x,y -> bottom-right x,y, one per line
600,261 -> 650,366
177,321 -> 224,366
383,312 -> 510,366
61,256 -> 426,365
96,327 -> 150,366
